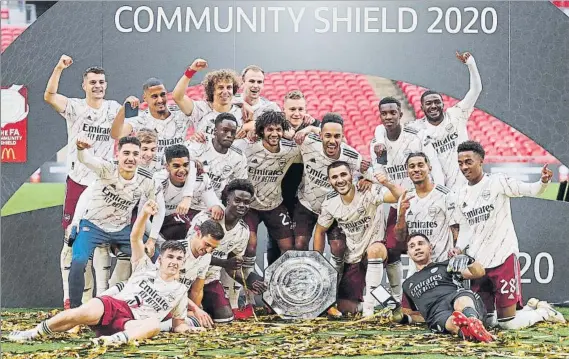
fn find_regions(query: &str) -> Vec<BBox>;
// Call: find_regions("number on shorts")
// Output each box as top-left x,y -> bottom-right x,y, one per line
499,278 -> 517,294
279,213 -> 290,226
173,214 -> 186,223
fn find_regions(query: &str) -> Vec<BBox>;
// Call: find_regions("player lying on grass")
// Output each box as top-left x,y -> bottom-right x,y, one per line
7,200 -> 208,345
400,233 -> 494,342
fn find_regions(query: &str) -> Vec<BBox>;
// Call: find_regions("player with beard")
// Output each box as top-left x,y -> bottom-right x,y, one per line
451,141 -> 565,329
67,136 -> 158,309
293,113 -> 369,265
44,55 -> 122,310
315,162 -> 403,317
7,200 -> 205,345
394,152 -> 463,262
402,233 -> 494,342
261,90 -> 320,266
369,97 -> 444,302
228,110 -> 315,312
407,51 -> 482,191
191,180 -> 267,323
172,59 -> 254,141
177,112 -> 248,218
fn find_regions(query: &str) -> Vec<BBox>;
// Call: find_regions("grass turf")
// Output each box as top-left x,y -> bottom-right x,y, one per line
2,307 -> 569,358
0,183 -> 563,217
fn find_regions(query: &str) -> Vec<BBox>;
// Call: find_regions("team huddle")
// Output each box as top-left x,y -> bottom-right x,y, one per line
8,51 -> 566,346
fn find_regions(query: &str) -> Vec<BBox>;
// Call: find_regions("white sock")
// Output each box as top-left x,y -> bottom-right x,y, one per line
104,331 -> 129,344
242,256 -> 256,306
159,319 -> 173,332
93,246 -> 111,296
386,261 -> 403,302
83,259 -> 94,303
330,254 -> 345,284
221,270 -> 241,309
109,256 -> 132,287
34,320 -> 53,337
60,244 -> 72,303
363,258 -> 384,315
498,308 -> 548,330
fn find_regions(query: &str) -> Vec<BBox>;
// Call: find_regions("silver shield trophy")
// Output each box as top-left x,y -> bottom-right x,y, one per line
263,250 -> 338,320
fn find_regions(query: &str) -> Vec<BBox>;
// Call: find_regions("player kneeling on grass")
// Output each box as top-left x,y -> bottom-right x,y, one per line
8,200 -> 201,345
400,233 -> 494,342
314,161 -> 403,317
192,179 -> 267,324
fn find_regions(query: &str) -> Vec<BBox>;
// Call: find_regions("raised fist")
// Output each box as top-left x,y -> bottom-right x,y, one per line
190,58 -> 208,71
57,55 -> 73,70
455,51 -> 472,64
143,199 -> 159,216
75,135 -> 93,150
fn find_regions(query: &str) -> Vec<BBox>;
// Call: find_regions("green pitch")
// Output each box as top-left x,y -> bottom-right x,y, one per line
2,307 -> 569,358
0,183 -> 563,217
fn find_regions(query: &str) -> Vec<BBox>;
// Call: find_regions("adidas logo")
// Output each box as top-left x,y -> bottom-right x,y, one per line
462,202 -> 467,208
408,210 -> 413,215
309,158 -> 317,163
251,159 -> 259,163
202,160 -> 208,165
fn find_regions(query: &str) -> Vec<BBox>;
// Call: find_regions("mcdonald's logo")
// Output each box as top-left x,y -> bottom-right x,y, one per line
1,147 -> 16,161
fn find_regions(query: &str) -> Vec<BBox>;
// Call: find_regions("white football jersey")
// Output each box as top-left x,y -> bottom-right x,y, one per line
81,160 -> 157,232
183,210 -> 250,284
186,137 -> 248,211
370,126 -> 443,193
177,236 -> 212,287
153,170 -> 187,217
401,185 -> 457,262
318,185 -> 388,264
408,104 -> 473,190
233,138 -> 301,211
127,106 -> 193,161
141,154 -> 164,174
189,100 -> 244,137
233,95 -> 281,120
61,98 -> 121,185
112,256 -> 188,321
452,173 -> 548,268
299,134 -> 363,214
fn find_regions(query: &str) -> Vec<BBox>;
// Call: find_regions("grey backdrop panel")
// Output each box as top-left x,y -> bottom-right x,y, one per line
1,1 -> 568,307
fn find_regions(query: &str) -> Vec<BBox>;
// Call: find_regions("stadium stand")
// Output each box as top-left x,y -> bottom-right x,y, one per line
2,1 -> 565,163
396,81 -> 557,163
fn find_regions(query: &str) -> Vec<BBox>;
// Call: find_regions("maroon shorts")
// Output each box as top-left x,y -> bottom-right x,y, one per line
338,260 -> 367,302
160,213 -> 193,240
471,253 -> 523,310
202,280 -> 231,315
90,296 -> 135,337
293,202 -> 345,241
188,208 -> 200,222
244,204 -> 293,240
62,176 -> 88,229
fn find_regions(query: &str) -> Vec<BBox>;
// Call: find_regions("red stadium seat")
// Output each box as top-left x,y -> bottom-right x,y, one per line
396,81 -> 555,162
